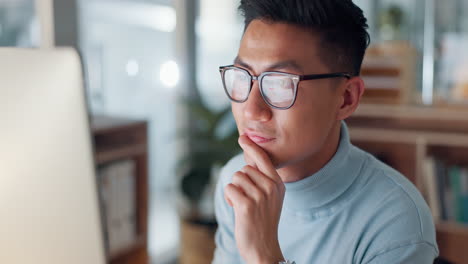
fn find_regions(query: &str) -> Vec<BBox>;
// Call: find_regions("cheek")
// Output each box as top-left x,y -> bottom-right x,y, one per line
277,89 -> 336,147
276,111 -> 320,147
297,83 -> 339,120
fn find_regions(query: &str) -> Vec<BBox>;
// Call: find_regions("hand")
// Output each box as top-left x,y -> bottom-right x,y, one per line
224,135 -> 286,264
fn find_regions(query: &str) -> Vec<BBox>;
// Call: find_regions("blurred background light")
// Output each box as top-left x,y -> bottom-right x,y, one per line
125,59 -> 139,77
159,60 -> 179,88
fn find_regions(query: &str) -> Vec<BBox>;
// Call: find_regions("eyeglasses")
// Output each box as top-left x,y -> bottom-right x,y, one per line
219,65 -> 351,110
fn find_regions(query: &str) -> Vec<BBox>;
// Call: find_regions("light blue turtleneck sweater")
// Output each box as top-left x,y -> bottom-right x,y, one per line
213,122 -> 438,263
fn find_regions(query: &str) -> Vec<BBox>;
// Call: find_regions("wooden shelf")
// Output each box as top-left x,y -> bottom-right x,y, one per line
349,103 -> 468,134
436,221 -> 468,264
427,145 -> 468,166
348,106 -> 468,264
360,42 -> 417,104
91,115 -> 149,264
95,144 -> 147,165
436,220 -> 468,234
109,235 -> 147,262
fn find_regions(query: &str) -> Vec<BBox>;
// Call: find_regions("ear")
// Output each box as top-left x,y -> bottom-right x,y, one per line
336,77 -> 365,121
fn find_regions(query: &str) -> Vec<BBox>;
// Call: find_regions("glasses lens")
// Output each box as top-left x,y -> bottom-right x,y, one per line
261,74 -> 296,108
223,68 -> 250,101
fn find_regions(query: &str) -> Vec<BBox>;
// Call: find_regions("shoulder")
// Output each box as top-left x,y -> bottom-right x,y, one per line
364,150 -> 434,236
351,148 -> 439,261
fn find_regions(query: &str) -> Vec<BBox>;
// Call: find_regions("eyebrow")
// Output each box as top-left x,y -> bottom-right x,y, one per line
233,56 -> 304,74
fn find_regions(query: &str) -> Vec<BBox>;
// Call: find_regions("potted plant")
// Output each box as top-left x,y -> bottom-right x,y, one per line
177,97 -> 239,264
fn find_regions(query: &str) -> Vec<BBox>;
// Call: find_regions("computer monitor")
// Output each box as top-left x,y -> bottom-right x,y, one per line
0,48 -> 106,264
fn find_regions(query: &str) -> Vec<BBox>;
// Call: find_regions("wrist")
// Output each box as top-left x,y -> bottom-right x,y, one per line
255,246 -> 284,264
257,255 -> 284,264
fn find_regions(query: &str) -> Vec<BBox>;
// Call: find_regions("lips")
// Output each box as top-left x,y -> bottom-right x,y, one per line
244,130 -> 276,144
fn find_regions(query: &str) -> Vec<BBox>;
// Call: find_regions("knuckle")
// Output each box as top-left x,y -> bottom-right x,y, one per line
252,187 -> 265,201
239,199 -> 254,213
232,171 -> 246,182
224,183 -> 235,193
233,171 -> 244,178
264,180 -> 276,195
278,183 -> 286,193
242,165 -> 252,172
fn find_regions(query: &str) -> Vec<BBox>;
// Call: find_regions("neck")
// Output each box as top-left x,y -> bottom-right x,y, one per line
277,121 -> 342,183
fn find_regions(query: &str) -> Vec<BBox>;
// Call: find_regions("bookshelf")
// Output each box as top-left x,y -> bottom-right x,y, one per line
347,104 -> 468,264
360,41 -> 417,104
91,115 -> 149,264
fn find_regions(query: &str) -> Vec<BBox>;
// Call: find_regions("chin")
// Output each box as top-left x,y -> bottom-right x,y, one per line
270,148 -> 317,171
257,141 -> 294,169
265,150 -> 290,169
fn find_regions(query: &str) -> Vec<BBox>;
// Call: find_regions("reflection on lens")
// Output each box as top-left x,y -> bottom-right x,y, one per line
225,68 -> 250,101
262,74 -> 295,108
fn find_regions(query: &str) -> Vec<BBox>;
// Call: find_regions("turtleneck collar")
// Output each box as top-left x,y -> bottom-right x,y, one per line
283,121 -> 364,215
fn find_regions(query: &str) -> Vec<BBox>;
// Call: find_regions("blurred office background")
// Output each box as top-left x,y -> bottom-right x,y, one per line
2,0 -> 468,263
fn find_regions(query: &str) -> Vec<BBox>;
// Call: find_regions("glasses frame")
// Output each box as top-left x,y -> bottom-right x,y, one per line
219,65 -> 352,110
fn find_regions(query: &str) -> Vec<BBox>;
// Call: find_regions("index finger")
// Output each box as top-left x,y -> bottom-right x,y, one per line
238,135 -> 281,182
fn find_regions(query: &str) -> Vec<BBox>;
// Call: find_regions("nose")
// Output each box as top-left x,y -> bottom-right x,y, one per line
243,80 -> 272,122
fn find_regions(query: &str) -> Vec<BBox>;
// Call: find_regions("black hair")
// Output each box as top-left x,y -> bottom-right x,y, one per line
238,0 -> 370,75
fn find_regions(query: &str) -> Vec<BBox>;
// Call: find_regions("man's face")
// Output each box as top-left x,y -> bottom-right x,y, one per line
232,19 -> 346,170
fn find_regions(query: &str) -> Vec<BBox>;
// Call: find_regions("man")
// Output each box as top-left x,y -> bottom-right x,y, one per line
213,0 -> 439,263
